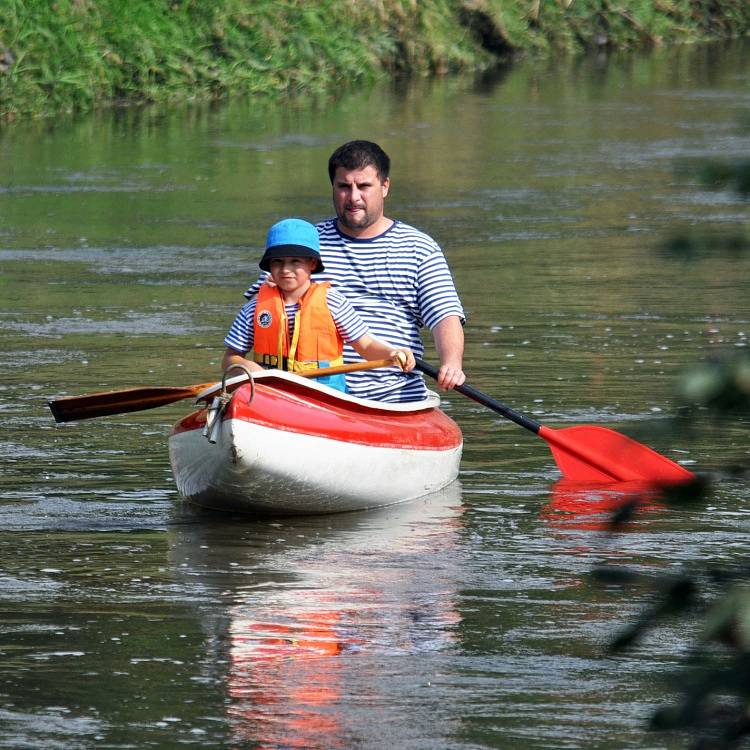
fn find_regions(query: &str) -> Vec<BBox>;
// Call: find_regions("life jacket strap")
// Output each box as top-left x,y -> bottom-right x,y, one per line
254,353 -> 289,369
291,356 -> 345,373
253,353 -> 345,372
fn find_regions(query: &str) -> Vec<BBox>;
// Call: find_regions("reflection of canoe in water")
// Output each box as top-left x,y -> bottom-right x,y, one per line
167,482 -> 464,749
168,370 -> 463,515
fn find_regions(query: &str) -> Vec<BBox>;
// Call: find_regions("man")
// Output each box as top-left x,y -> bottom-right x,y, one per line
243,140 -> 465,402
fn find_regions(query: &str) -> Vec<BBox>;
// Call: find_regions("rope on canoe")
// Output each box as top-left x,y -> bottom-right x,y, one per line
203,364 -> 256,443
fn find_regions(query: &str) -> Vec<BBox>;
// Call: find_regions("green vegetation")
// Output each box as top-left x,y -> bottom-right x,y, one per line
595,345 -> 750,747
595,148 -> 750,748
1,0 -> 749,121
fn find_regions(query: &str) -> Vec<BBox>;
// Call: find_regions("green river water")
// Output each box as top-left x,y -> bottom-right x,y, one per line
1,41 -> 749,749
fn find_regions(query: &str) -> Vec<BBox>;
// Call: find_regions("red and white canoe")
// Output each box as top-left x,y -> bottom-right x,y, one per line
168,370 -> 463,515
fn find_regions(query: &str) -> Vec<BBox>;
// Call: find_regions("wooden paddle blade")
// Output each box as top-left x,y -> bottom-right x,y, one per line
48,383 -> 217,423
539,425 -> 695,483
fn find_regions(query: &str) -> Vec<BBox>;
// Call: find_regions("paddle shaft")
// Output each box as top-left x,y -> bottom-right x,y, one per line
48,358 -> 400,423
302,358 -> 395,379
415,359 -> 541,434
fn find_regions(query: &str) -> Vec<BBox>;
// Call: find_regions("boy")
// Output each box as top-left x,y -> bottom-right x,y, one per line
222,218 -> 415,393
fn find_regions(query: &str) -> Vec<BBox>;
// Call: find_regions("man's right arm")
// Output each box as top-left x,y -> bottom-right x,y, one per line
417,248 -> 466,389
432,315 -> 465,390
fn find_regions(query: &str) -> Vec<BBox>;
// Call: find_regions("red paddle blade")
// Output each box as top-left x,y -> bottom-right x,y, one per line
538,425 -> 695,483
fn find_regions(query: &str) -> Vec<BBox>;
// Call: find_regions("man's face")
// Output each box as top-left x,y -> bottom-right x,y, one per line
332,165 -> 390,236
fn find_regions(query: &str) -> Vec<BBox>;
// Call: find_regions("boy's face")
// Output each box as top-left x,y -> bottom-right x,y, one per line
268,257 -> 317,293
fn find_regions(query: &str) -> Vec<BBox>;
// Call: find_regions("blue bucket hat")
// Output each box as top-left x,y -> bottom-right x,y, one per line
259,218 -> 324,273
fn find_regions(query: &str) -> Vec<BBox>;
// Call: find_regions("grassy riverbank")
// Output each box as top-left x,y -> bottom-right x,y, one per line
1,0 -> 749,121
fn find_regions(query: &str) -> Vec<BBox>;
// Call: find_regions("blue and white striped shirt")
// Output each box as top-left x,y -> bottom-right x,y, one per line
225,286 -> 369,355
243,219 -> 465,402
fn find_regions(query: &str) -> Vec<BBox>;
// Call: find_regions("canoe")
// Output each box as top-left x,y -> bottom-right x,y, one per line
168,370 -> 463,515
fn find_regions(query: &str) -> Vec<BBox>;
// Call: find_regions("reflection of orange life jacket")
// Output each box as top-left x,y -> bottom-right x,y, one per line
228,611 -> 345,746
253,281 -> 344,373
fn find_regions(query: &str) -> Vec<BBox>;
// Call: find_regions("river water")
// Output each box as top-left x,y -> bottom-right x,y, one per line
1,41 -> 749,749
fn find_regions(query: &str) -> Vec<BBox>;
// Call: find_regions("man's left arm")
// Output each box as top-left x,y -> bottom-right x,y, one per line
432,315 -> 465,390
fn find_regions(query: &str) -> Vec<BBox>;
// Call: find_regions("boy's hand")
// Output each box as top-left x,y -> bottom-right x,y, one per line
391,349 -> 415,372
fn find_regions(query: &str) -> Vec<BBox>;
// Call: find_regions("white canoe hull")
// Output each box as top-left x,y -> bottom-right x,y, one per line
169,416 -> 462,514
168,371 -> 463,515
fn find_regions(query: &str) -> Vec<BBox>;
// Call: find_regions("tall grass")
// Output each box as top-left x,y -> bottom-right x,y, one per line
1,0 -> 748,120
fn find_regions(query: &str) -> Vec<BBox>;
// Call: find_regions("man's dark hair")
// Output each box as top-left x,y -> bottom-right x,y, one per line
327,140 -> 390,184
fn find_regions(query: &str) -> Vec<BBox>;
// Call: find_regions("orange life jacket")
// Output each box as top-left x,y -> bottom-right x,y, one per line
253,281 -> 344,373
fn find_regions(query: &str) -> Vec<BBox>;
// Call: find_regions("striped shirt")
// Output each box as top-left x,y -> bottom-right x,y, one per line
243,219 -> 465,402
224,286 -> 369,354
